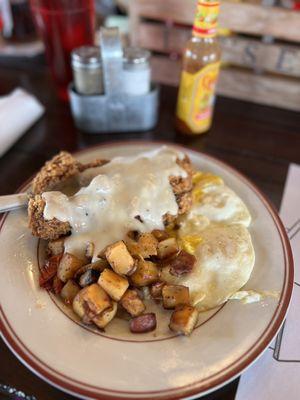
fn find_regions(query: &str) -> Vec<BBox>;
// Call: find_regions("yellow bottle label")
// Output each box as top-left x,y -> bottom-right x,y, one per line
176,61 -> 220,134
193,1 -> 220,38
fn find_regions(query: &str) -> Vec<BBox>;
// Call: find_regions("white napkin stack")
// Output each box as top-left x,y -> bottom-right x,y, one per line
0,88 -> 45,157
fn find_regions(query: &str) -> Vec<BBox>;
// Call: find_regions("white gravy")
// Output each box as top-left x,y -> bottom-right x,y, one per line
42,147 -> 187,260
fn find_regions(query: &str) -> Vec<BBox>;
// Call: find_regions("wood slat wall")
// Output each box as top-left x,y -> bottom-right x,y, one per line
139,22 -> 300,78
129,0 -> 300,111
151,56 -> 300,112
130,0 -> 300,42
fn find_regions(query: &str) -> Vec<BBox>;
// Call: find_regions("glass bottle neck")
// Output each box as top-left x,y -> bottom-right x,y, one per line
191,36 -> 217,43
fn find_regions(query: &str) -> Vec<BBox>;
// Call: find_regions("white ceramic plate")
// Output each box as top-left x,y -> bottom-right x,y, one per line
0,142 -> 293,400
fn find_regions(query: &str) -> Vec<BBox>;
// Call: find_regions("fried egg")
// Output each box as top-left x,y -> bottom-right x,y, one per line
191,172 -> 251,227
161,224 -> 255,311
161,171 -> 255,311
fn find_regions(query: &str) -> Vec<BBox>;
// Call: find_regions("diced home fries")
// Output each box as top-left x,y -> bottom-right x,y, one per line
73,284 -> 111,319
162,284 -> 190,309
42,230 -> 198,335
93,302 -> 118,329
169,305 -> 199,336
57,253 -> 86,282
157,237 -> 179,259
34,149 -> 255,338
130,258 -> 159,287
98,269 -> 129,301
120,289 -> 146,317
104,241 -> 135,275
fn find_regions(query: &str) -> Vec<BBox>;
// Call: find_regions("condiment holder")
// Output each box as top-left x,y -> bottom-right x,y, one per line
69,27 -> 159,133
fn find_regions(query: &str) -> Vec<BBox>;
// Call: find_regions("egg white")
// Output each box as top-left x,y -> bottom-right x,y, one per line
162,224 -> 255,311
190,184 -> 251,227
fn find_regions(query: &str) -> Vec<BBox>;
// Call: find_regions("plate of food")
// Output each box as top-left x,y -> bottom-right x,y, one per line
0,142 -> 293,400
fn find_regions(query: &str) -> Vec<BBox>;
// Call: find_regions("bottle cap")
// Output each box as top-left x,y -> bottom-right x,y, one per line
71,46 -> 101,69
123,47 -> 151,65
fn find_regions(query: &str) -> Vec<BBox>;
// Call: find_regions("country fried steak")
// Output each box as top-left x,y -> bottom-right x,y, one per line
28,152 -> 194,240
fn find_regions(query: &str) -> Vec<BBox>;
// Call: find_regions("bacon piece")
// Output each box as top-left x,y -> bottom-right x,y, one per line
129,313 -> 157,333
52,275 -> 64,294
39,254 -> 63,288
41,280 -> 53,291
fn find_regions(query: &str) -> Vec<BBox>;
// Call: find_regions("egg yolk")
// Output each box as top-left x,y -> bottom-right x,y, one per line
192,171 -> 224,204
166,171 -> 223,256
192,171 -> 224,189
179,235 -> 203,254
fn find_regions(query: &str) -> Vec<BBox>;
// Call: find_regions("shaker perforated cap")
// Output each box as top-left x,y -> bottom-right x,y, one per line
123,47 -> 151,65
71,46 -> 101,68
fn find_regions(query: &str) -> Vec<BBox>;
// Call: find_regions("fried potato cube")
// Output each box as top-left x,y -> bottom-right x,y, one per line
73,283 -> 111,319
47,238 -> 65,256
105,241 -> 135,275
57,253 -> 86,282
61,279 -> 81,304
120,289 -> 145,317
72,297 -> 85,319
85,242 -> 94,259
125,233 -> 158,259
162,285 -> 190,309
157,238 -> 179,260
150,281 -> 165,300
130,259 -> 159,287
98,268 -> 129,301
151,229 -> 169,242
124,237 -> 141,257
129,313 -> 157,333
137,233 -> 158,258
93,301 -> 118,329
169,305 -> 199,336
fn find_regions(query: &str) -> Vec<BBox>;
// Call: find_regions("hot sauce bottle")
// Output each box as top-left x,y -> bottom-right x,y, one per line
176,0 -> 221,135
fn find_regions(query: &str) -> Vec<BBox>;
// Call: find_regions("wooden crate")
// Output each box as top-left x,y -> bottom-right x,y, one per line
129,0 -> 300,111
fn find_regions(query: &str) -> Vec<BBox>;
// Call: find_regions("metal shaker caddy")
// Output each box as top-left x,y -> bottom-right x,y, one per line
69,27 -> 159,133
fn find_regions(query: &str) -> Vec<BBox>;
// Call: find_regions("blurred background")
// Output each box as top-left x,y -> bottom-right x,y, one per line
1,0 -> 300,110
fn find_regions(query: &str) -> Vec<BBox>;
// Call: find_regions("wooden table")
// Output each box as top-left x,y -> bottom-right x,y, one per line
0,57 -> 300,400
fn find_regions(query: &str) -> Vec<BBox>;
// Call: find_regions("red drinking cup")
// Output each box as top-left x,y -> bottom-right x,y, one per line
30,0 -> 95,100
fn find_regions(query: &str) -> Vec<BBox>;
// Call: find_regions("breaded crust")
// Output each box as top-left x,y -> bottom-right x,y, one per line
31,151 -> 108,195
28,153 -> 193,240
164,156 -> 193,225
169,155 -> 194,195
28,195 -> 71,240
32,152 -> 81,195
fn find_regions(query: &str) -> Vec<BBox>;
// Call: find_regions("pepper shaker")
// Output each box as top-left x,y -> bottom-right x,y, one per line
71,46 -> 104,95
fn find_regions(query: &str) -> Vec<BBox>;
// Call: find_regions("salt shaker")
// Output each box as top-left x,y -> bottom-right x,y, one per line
71,46 -> 104,95
122,47 -> 151,96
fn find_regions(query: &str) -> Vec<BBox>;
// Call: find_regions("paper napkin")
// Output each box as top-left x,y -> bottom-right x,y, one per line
236,163 -> 300,400
0,88 -> 45,157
